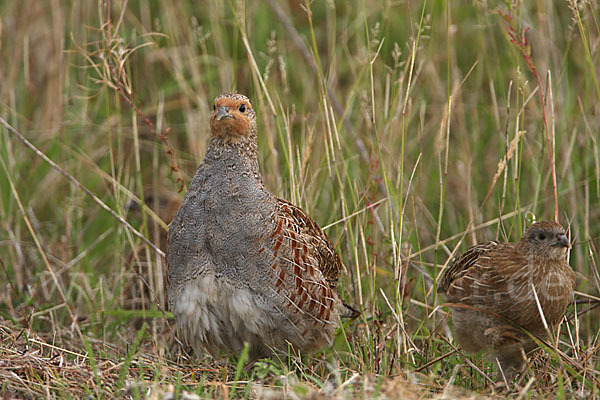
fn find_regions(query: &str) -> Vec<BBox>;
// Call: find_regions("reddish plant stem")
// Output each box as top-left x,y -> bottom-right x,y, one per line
104,1 -> 186,193
499,10 -> 559,223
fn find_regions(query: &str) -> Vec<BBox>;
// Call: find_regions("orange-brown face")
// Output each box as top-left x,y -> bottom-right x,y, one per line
209,93 -> 256,142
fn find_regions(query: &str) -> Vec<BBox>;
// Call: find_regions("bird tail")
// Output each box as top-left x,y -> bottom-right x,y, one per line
341,301 -> 360,319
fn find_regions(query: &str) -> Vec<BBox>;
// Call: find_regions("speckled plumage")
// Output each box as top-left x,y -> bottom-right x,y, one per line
167,93 -> 355,359
438,221 -> 575,381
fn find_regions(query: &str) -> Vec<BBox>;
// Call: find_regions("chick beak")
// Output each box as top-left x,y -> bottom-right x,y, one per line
555,234 -> 570,248
215,106 -> 234,121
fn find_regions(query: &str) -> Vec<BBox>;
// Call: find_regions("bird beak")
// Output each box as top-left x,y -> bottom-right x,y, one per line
554,234 -> 570,248
215,106 -> 234,121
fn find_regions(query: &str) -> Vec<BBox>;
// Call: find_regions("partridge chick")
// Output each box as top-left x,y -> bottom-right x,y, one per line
438,221 -> 575,381
124,187 -> 182,310
127,186 -> 182,251
167,93 -> 356,360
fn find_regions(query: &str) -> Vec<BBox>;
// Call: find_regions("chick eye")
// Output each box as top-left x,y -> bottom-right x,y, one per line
537,232 -> 547,241
213,104 -> 216,111
239,104 -> 246,113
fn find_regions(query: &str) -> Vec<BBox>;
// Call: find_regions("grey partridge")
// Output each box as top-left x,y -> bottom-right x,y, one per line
167,93 -> 356,360
438,221 -> 575,381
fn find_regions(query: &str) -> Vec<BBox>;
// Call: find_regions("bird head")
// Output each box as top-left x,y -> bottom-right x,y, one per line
518,221 -> 570,261
209,93 -> 257,143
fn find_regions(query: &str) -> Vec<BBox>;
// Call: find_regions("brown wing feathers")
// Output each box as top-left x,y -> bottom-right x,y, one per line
438,241 -> 500,295
269,198 -> 342,326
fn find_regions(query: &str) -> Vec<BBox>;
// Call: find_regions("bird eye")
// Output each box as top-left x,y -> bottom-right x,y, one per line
213,104 -> 216,111
537,233 -> 547,241
239,104 -> 246,113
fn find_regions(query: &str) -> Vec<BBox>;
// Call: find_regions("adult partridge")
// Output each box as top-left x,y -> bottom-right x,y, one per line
438,221 -> 575,381
167,93 -> 356,359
